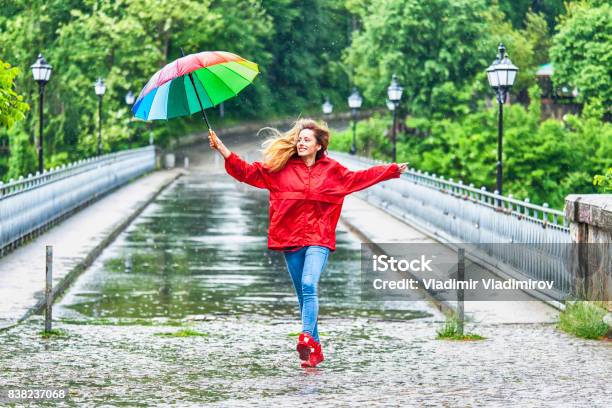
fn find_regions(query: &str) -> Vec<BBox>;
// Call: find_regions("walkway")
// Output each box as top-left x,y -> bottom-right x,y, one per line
0,168 -> 183,329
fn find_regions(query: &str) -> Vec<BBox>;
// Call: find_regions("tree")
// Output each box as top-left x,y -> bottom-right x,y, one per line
485,9 -> 552,101
343,0 -> 493,118
260,0 -> 352,114
6,124 -> 37,181
550,1 -> 612,110
0,59 -> 29,129
0,59 -> 31,181
496,0 -> 565,31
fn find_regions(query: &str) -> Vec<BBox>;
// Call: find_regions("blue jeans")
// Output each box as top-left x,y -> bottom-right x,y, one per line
283,246 -> 330,343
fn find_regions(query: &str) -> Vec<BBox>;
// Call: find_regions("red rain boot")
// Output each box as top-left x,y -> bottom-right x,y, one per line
296,332 -> 315,362
301,340 -> 324,368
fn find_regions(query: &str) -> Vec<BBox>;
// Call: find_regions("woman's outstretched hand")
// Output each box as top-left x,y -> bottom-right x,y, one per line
208,130 -> 231,159
398,163 -> 409,173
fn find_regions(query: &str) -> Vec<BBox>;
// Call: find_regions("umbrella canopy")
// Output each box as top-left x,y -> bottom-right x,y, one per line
133,51 -> 259,122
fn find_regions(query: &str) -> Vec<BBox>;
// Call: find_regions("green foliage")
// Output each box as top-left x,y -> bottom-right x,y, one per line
436,313 -> 485,340
558,301 -> 609,340
329,113 -> 392,158
0,59 -> 29,129
344,0 -> 493,118
593,167 -> 612,193
485,9 -> 552,98
497,0 -> 565,31
0,0 -> 358,180
260,0 -> 351,114
550,1 -> 612,108
6,124 -> 36,181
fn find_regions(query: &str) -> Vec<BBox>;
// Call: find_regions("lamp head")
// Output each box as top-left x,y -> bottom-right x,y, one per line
322,97 -> 333,114
348,88 -> 363,109
125,90 -> 135,105
387,74 -> 403,102
31,53 -> 52,84
94,78 -> 106,96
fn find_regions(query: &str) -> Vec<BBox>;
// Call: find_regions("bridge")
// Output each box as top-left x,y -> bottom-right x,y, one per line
0,124 -> 610,405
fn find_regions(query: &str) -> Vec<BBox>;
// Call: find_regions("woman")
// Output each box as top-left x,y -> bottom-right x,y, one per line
208,119 -> 408,368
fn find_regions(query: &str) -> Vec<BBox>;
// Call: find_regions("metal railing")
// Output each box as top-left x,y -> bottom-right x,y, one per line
0,145 -> 156,255
331,151 -> 572,299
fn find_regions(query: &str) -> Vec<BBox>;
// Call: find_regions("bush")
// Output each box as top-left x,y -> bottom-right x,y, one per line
593,168 -> 612,193
558,301 -> 609,340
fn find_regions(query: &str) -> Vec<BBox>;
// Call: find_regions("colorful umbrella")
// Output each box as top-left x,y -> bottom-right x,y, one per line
132,50 -> 259,132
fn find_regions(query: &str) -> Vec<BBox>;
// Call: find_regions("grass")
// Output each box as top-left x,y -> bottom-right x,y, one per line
39,328 -> 70,338
154,329 -> 208,337
558,301 -> 609,340
436,314 -> 485,341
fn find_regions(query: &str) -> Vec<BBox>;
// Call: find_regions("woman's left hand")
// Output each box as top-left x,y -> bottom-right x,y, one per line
398,163 -> 409,173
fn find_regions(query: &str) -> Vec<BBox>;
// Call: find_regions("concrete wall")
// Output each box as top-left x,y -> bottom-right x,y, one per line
565,194 -> 612,311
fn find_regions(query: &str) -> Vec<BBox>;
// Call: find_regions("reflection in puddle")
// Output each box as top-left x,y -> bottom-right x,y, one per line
56,173 -> 435,322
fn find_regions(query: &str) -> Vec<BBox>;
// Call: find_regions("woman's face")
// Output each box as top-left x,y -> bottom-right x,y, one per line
296,128 -> 321,157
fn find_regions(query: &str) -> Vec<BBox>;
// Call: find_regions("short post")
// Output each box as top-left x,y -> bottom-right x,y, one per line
184,156 -> 189,169
457,247 -> 465,336
45,245 -> 53,333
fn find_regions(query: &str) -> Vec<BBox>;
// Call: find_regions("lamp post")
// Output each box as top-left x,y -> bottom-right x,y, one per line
125,90 -> 135,149
30,54 -> 52,174
322,97 -> 333,117
387,74 -> 403,162
347,88 -> 362,155
486,43 -> 518,198
385,99 -> 395,112
94,78 -> 106,155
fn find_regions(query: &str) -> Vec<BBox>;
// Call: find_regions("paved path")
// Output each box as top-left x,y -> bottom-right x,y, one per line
0,168 -> 183,330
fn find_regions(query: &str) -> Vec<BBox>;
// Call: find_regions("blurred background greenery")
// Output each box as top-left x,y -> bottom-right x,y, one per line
0,0 -> 610,208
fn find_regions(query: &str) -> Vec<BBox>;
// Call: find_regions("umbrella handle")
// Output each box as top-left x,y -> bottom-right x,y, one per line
209,129 -> 219,149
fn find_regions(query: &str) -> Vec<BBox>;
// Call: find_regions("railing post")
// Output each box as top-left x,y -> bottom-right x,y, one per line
45,245 -> 53,333
457,247 -> 465,336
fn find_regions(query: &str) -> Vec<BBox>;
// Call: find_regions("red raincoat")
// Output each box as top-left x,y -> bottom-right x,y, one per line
224,151 -> 401,251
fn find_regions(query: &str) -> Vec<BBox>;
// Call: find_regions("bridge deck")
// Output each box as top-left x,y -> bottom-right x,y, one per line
0,168 -> 182,330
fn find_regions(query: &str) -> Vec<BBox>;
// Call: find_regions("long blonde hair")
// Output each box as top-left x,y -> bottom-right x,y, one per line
259,118 -> 330,172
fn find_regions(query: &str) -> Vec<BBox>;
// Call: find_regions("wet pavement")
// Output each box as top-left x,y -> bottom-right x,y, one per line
1,167 -> 611,407
0,168 -> 182,329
